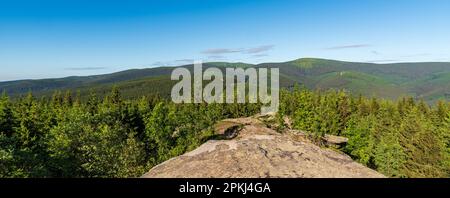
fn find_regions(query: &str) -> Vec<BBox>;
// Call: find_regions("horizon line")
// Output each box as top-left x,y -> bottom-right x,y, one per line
1,57 -> 449,83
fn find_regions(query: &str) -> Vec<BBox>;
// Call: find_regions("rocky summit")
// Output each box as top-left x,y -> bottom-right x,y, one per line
142,116 -> 385,178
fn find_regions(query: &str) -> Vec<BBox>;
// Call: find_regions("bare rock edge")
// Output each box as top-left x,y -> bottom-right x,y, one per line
142,116 -> 385,178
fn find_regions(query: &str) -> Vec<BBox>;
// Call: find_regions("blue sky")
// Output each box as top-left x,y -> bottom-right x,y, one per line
1,0 -> 449,81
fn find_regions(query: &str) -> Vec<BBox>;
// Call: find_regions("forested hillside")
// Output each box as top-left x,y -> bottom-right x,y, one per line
1,58 -> 450,102
0,88 -> 260,177
1,87 -> 449,178
279,87 -> 450,177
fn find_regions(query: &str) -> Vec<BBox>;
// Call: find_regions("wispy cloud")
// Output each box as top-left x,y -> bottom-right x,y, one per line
150,61 -> 166,66
201,48 -> 243,55
244,45 -> 274,54
207,55 -> 226,60
175,59 -> 195,63
201,45 -> 275,55
65,67 -> 107,71
325,44 -> 371,50
365,59 -> 401,63
150,58 -> 201,67
251,54 -> 269,58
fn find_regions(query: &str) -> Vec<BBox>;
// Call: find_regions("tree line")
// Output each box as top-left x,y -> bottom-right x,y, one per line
279,86 -> 449,178
0,86 -> 449,178
0,87 -> 260,177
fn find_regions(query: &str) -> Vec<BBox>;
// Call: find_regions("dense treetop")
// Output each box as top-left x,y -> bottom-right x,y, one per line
0,86 -> 449,178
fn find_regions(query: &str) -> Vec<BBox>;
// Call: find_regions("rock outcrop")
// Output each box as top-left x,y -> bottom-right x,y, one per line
142,116 -> 385,178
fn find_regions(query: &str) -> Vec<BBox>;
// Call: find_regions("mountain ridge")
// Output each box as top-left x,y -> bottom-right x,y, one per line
1,58 -> 450,102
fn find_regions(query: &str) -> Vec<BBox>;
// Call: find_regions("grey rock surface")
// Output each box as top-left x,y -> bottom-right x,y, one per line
142,116 -> 385,178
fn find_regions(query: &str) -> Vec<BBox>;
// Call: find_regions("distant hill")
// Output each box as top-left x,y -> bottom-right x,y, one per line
1,58 -> 450,102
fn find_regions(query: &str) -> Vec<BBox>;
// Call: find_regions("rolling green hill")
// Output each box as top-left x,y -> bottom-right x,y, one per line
259,58 -> 450,102
1,58 -> 449,102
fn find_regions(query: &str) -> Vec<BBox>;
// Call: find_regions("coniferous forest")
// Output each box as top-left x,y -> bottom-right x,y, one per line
0,86 -> 449,178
